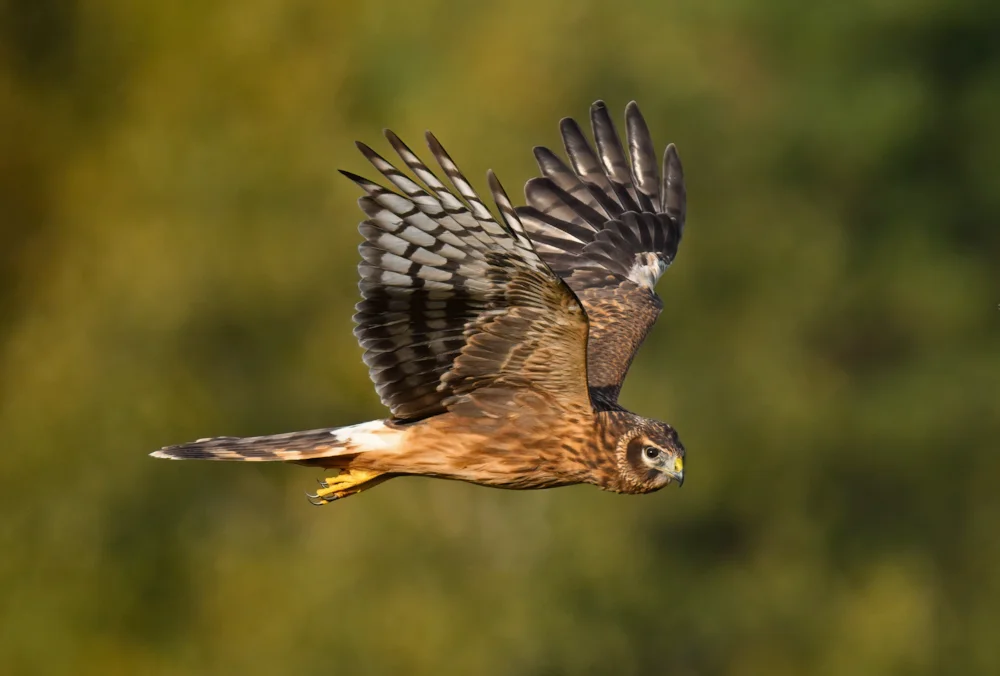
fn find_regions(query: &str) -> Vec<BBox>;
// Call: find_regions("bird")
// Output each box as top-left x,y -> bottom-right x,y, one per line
151,100 -> 688,504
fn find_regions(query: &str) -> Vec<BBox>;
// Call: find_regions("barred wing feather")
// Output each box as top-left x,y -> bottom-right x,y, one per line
345,131 -> 591,421
517,101 -> 687,406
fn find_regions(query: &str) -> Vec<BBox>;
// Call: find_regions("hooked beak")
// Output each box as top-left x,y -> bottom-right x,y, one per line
665,455 -> 684,487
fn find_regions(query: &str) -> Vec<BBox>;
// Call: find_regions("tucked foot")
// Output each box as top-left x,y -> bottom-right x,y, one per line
306,469 -> 388,505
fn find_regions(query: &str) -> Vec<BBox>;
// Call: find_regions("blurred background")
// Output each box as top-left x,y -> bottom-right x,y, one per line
1,0 -> 998,674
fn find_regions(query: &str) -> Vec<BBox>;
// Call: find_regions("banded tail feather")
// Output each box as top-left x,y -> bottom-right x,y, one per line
151,420 -> 402,464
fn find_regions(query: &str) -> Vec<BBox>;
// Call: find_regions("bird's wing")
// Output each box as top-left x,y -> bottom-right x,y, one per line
516,100 -> 686,407
346,130 -> 592,422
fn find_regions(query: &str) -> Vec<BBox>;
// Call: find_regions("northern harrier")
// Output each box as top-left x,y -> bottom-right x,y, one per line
153,101 -> 688,503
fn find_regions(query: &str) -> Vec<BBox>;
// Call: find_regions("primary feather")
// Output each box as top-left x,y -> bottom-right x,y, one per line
345,130 -> 587,422
517,100 -> 688,407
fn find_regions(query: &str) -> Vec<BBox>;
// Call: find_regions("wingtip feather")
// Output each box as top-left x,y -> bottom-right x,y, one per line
339,168 -> 367,184
661,143 -> 686,223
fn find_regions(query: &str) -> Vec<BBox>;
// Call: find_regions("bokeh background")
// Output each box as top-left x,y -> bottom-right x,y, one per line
2,0 -> 998,674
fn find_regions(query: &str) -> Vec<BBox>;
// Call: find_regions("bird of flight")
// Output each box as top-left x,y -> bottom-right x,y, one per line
152,101 -> 688,504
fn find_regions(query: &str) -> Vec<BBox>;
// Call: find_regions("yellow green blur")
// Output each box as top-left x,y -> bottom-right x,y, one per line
0,1 -> 997,674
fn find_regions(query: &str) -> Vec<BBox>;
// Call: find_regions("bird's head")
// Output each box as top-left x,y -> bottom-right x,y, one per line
615,418 -> 685,493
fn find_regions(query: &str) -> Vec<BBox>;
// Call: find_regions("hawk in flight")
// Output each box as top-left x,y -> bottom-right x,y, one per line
153,101 -> 688,504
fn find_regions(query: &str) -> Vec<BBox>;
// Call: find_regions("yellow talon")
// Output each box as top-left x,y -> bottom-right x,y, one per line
308,469 -> 387,505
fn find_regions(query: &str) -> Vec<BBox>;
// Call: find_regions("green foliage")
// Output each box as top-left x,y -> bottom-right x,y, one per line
1,0 -> 997,673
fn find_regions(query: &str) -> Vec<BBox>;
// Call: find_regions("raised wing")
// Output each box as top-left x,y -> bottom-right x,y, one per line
516,101 -> 686,407
345,130 -> 592,422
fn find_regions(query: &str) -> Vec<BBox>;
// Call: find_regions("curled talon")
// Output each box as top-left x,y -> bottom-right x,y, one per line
305,491 -> 327,506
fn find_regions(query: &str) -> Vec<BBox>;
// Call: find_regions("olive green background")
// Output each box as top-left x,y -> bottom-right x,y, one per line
1,1 -> 998,674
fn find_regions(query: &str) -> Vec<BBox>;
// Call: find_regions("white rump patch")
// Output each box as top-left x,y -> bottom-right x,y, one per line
328,419 -> 401,453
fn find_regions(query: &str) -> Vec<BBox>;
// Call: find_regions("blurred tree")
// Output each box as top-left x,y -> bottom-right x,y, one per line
0,0 -> 997,674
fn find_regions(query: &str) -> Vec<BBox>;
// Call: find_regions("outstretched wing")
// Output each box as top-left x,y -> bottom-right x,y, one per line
345,130 -> 592,422
516,100 -> 686,407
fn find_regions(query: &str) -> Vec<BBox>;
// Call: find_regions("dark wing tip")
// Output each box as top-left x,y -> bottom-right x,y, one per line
486,168 -> 506,201
424,130 -> 455,165
664,142 -> 682,170
588,99 -> 640,212
661,143 -> 686,223
589,99 -> 613,127
487,168 -> 527,240
523,176 -> 553,202
339,168 -> 367,184
624,101 -> 658,210
624,101 -> 649,134
558,115 -> 581,136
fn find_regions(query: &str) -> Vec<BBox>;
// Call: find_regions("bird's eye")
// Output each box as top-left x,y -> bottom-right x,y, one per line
644,446 -> 660,460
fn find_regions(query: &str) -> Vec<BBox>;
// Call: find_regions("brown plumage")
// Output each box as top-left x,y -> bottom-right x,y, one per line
152,101 -> 687,503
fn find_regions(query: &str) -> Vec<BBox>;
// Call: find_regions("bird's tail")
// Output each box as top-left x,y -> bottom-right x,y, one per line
150,419 -> 403,465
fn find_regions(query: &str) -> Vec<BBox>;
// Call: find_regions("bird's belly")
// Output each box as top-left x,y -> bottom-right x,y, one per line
357,417 -> 596,490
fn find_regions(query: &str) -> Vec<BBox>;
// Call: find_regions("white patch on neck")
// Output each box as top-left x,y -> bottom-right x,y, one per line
627,252 -> 668,289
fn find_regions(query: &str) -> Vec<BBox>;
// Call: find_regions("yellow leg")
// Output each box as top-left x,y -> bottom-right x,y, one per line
306,469 -> 388,505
